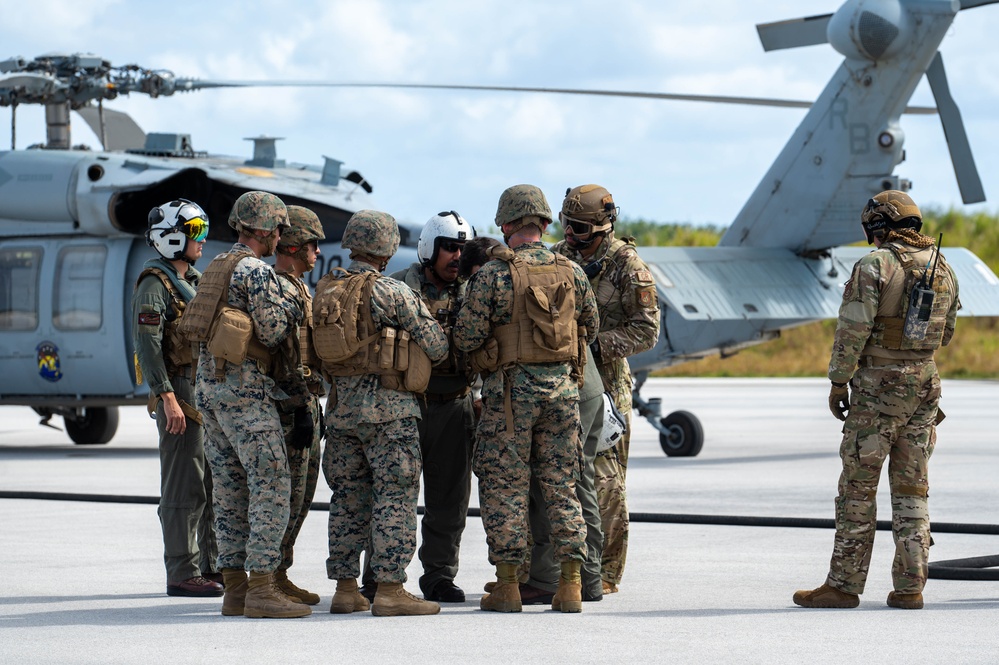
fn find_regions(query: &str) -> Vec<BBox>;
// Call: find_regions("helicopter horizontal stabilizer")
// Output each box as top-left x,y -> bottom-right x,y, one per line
925,52 -> 985,204
75,107 -> 147,152
756,14 -> 832,52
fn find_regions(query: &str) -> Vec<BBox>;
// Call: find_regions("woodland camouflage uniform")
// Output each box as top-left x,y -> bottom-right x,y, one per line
322,226 -> 449,587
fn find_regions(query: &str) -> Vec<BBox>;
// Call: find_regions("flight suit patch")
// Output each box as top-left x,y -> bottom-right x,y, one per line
137,312 -> 161,326
637,287 -> 655,308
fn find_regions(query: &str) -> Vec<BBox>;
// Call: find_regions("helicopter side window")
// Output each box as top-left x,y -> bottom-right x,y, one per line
0,247 -> 41,331
53,246 -> 107,331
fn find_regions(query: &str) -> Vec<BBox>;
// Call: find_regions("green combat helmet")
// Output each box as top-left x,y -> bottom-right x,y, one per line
495,184 -> 552,236
342,210 -> 400,259
280,205 -> 326,248
227,190 -> 290,232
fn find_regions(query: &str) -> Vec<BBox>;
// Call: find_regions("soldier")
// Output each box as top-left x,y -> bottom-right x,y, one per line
271,205 -> 327,607
552,184 -> 660,594
794,190 -> 959,610
181,190 -> 310,619
453,184 -> 599,614
132,199 -> 221,598
387,211 -> 476,604
317,210 -> 449,617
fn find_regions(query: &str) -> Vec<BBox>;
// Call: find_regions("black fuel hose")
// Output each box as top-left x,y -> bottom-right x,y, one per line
3,490 -> 995,579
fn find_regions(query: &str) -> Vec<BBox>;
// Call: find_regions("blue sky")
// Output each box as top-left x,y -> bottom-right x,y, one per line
2,0 -> 998,232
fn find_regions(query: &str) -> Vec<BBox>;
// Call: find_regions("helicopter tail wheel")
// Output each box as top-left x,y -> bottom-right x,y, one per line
65,407 -> 119,445
659,410 -> 703,457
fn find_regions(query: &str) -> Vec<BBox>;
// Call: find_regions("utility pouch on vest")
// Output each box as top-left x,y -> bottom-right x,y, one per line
402,338 -> 432,393
394,330 -> 410,371
468,337 -> 500,375
525,282 -> 574,353
379,327 -> 396,370
207,305 -> 254,365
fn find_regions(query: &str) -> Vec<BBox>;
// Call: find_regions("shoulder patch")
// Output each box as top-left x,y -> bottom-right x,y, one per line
637,287 -> 656,308
634,269 -> 654,284
137,312 -> 161,326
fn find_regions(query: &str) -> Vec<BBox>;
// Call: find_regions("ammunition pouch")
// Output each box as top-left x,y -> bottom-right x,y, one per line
378,329 -> 433,393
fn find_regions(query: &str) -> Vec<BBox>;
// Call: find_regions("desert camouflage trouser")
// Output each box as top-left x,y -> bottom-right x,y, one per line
826,359 -> 941,595
278,394 -> 322,572
200,391 -> 291,573
596,359 -> 632,585
324,417 -> 422,583
474,397 -> 586,566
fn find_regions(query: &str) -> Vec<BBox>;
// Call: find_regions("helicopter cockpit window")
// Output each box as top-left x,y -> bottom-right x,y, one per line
0,247 -> 41,331
53,246 -> 107,331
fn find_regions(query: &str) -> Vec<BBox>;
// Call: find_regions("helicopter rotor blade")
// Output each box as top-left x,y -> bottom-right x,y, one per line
756,13 -> 833,52
176,79 -> 938,115
960,0 -> 999,9
925,51 -> 985,204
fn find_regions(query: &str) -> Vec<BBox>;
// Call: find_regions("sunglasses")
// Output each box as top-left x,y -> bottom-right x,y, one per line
182,216 -> 209,242
439,241 -> 465,253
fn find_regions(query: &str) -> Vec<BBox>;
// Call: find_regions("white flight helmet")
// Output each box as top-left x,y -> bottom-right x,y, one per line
418,210 -> 474,265
596,392 -> 628,453
146,199 -> 209,261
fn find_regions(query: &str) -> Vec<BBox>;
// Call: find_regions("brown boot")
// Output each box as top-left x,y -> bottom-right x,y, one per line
221,568 -> 248,617
243,571 -> 312,618
887,591 -> 923,609
552,562 -> 583,613
330,578 -> 371,614
274,569 -> 320,605
793,583 -> 860,608
480,563 -> 522,613
371,582 -> 441,616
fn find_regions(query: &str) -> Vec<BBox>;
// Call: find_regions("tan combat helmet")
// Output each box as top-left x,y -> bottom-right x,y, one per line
560,184 -> 617,248
342,210 -> 400,264
494,184 -> 552,240
227,190 -> 290,233
860,190 -> 922,244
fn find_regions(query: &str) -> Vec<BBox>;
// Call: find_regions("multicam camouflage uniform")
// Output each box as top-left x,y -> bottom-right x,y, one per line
553,230 -> 660,586
825,230 -> 959,596
195,242 -> 301,573
323,260 -> 449,584
132,257 -> 218,584
453,241 -> 599,567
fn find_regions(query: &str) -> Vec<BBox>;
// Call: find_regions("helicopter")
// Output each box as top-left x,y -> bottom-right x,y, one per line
2,0 -> 999,452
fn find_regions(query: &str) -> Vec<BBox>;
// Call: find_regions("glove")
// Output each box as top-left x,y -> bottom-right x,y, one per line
289,406 -> 314,451
828,382 -> 850,421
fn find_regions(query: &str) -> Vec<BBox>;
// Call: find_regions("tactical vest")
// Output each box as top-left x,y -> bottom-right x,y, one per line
591,237 -> 641,333
134,267 -> 194,374
313,268 -> 431,392
277,270 -> 324,395
178,249 -> 273,372
870,242 -> 954,352
471,248 -> 582,371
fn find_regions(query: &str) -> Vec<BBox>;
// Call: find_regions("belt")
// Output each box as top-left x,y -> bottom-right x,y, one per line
859,355 -> 931,368
422,388 -> 470,402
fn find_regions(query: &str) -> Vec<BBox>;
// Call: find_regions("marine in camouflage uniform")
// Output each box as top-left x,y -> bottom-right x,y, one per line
794,191 -> 959,611
552,184 -> 660,591
320,210 -> 448,617
385,210 -> 476,604
185,191 -> 309,618
132,198 -> 220,598
454,184 -> 599,614
272,205 -> 327,606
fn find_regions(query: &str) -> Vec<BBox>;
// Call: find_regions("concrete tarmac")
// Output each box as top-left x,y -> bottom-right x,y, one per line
1,378 -> 997,664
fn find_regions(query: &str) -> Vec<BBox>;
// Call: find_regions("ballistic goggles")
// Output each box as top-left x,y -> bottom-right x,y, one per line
559,212 -> 613,241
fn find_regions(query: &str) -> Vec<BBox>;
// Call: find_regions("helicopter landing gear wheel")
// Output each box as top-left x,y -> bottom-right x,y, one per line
65,407 -> 119,445
659,410 -> 703,457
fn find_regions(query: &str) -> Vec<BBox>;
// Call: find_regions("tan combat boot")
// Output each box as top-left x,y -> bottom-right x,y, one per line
221,568 -> 248,617
330,578 -> 371,614
243,571 -> 312,618
887,591 -> 923,609
792,583 -> 860,608
552,561 -> 583,613
273,568 -> 320,605
480,563 -> 522,613
371,582 -> 441,616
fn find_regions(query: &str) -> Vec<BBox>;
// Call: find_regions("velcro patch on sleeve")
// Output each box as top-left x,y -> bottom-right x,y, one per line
637,287 -> 656,308
137,313 -> 161,326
